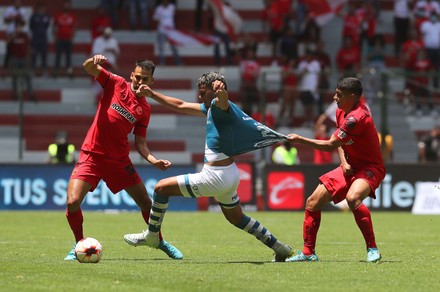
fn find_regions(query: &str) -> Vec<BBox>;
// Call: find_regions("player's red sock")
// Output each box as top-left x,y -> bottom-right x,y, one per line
66,208 -> 84,243
352,204 -> 377,248
142,210 -> 163,241
302,209 -> 321,255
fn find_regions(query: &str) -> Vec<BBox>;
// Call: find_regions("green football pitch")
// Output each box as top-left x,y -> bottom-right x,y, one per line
1,211 -> 439,291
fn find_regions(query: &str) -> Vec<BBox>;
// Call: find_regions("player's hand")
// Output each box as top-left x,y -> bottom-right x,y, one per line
340,162 -> 353,175
212,80 -> 227,97
92,54 -> 107,65
286,133 -> 300,143
153,159 -> 172,171
136,84 -> 153,97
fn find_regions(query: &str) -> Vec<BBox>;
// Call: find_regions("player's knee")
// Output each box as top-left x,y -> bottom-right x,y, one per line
345,195 -> 362,210
153,180 -> 166,195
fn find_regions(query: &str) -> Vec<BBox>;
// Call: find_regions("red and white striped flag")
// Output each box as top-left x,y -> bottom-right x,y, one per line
164,28 -> 220,47
302,0 -> 347,26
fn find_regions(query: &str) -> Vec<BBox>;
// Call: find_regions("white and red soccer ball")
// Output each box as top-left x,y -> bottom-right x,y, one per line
74,237 -> 103,263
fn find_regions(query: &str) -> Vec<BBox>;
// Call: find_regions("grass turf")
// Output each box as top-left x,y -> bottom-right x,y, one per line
0,211 -> 439,291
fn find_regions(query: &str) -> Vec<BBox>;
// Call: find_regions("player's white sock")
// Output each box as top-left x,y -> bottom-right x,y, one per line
148,192 -> 169,233
235,215 -> 278,248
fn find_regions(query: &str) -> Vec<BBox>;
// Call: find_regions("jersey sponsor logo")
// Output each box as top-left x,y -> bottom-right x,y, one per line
110,103 -> 136,124
337,130 -> 347,139
136,106 -> 142,115
267,172 -> 305,210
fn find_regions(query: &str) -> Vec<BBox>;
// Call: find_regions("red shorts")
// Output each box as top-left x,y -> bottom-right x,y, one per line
70,151 -> 142,193
319,165 -> 385,204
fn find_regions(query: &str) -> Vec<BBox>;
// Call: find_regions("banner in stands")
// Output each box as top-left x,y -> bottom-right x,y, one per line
0,164 -> 197,211
264,164 -> 440,211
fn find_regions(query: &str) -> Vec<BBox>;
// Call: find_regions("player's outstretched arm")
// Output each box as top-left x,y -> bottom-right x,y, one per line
137,85 -> 204,117
286,133 -> 342,152
83,54 -> 106,78
135,135 -> 171,171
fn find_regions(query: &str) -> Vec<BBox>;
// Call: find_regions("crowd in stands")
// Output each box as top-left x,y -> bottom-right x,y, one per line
2,0 -> 440,163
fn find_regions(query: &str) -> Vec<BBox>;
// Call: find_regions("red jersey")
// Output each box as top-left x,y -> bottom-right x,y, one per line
91,15 -> 112,39
81,69 -> 151,159
402,39 -> 424,68
336,46 -> 360,71
333,102 -> 384,171
410,58 -> 432,85
10,31 -> 29,58
54,11 -> 76,40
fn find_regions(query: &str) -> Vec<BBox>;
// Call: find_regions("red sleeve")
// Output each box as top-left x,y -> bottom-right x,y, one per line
133,111 -> 150,137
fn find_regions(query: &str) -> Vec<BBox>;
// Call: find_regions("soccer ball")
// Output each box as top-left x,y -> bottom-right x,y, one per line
74,237 -> 103,263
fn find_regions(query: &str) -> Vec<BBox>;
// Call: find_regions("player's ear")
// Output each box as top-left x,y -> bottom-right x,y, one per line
150,76 -> 154,85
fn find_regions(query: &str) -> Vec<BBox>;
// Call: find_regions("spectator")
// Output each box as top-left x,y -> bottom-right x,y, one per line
90,5 -> 112,40
239,48 -> 261,116
129,0 -> 150,30
314,123 -> 334,165
364,34 -> 386,104
29,1 -> 51,76
279,27 -> 298,62
195,0 -> 205,31
101,0 -> 119,29
298,8 -> 320,56
341,3 -> 362,47
420,12 -> 440,89
9,21 -> 36,102
92,27 -> 120,72
235,32 -> 258,63
207,0 -> 242,66
315,40 -> 331,115
3,0 -> 26,69
407,49 -> 434,115
53,0 -> 77,77
401,29 -> 424,68
357,1 -> 378,52
394,0 -> 412,57
336,36 -> 361,78
91,26 -> 120,101
297,49 -> 321,128
153,0 -> 181,65
272,140 -> 300,165
47,131 -> 76,164
418,125 -> 440,162
277,58 -> 297,127
262,0 -> 285,61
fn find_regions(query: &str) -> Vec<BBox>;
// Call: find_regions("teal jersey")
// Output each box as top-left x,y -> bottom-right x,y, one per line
201,99 -> 286,162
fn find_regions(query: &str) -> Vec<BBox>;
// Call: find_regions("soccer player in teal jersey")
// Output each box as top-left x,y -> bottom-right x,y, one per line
124,71 -> 294,262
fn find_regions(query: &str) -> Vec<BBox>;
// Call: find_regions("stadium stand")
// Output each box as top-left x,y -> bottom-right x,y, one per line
0,0 -> 436,164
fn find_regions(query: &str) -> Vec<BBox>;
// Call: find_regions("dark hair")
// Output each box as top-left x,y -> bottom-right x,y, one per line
135,59 -> 155,75
336,77 -> 363,97
197,71 -> 228,90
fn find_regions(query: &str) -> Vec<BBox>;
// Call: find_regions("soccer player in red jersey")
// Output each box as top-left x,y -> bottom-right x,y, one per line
286,77 -> 385,263
63,54 -> 183,260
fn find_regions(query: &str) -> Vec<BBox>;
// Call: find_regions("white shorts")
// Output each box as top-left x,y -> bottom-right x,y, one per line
177,162 -> 240,208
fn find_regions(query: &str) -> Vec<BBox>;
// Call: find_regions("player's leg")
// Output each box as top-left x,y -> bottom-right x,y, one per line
64,178 -> 92,260
346,179 -> 381,262
124,181 -> 183,259
123,177 -> 184,259
220,203 -> 294,262
286,183 -> 332,262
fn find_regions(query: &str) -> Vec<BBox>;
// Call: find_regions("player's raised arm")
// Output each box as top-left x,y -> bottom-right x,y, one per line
212,80 -> 229,111
83,54 -> 107,78
137,84 -> 204,117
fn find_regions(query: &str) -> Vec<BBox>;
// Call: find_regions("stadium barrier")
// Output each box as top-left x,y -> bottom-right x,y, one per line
0,164 -> 439,212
